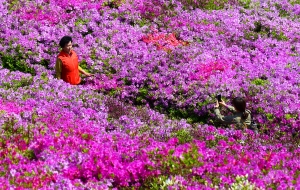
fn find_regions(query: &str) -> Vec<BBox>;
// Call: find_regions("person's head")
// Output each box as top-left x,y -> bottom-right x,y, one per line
232,97 -> 248,119
59,36 -> 72,54
232,97 -> 246,112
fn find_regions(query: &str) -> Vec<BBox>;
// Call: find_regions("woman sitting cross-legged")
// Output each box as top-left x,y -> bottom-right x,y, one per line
214,97 -> 251,129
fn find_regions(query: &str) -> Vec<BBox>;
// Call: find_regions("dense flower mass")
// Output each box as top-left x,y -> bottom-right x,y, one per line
142,32 -> 187,51
0,0 -> 300,189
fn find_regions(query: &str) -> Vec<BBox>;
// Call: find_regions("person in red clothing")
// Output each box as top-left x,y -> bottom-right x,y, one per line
55,36 -> 92,85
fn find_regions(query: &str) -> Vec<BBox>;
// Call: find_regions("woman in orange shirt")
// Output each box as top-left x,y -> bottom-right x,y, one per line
55,36 -> 92,85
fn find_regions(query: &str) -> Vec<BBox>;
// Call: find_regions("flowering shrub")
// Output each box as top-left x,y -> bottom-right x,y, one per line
1,0 -> 299,125
190,60 -> 230,82
85,75 -> 119,91
9,0 -> 105,25
142,32 -> 187,51
0,0 -> 300,188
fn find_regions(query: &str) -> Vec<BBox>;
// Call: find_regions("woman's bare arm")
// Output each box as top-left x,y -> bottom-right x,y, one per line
55,58 -> 62,79
78,66 -> 93,77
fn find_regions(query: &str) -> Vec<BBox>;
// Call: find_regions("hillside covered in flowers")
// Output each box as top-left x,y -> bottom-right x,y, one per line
0,0 -> 300,189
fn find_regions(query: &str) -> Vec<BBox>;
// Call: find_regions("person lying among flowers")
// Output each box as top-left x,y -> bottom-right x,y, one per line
55,36 -> 93,85
214,97 -> 251,129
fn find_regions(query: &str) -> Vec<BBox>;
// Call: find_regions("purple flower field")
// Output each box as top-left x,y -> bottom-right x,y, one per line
0,0 -> 300,189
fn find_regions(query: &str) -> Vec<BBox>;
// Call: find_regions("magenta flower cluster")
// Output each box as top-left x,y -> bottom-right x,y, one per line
189,60 -> 230,82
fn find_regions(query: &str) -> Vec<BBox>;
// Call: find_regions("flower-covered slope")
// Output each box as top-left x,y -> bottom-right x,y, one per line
0,70 -> 300,189
1,0 -> 299,127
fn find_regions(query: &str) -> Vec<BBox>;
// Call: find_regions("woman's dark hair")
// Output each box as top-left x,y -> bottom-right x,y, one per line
232,97 -> 249,120
59,36 -> 72,48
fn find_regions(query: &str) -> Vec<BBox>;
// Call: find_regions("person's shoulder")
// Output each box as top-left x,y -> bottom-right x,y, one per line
57,50 -> 65,57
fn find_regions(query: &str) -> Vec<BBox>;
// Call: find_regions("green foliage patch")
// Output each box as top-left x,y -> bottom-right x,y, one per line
238,0 -> 252,9
244,21 -> 289,41
172,129 -> 193,144
1,77 -> 33,90
251,78 -> 269,86
180,0 -> 232,10
142,145 -> 205,189
290,0 -> 300,5
1,53 -> 36,75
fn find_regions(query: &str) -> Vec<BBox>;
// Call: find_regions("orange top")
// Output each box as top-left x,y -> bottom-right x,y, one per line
57,50 -> 81,85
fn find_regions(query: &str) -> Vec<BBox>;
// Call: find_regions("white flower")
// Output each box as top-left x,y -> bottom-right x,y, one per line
10,169 -> 16,177
229,175 -> 258,190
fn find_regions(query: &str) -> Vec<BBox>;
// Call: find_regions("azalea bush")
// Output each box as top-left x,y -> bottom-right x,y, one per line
0,0 -> 300,188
